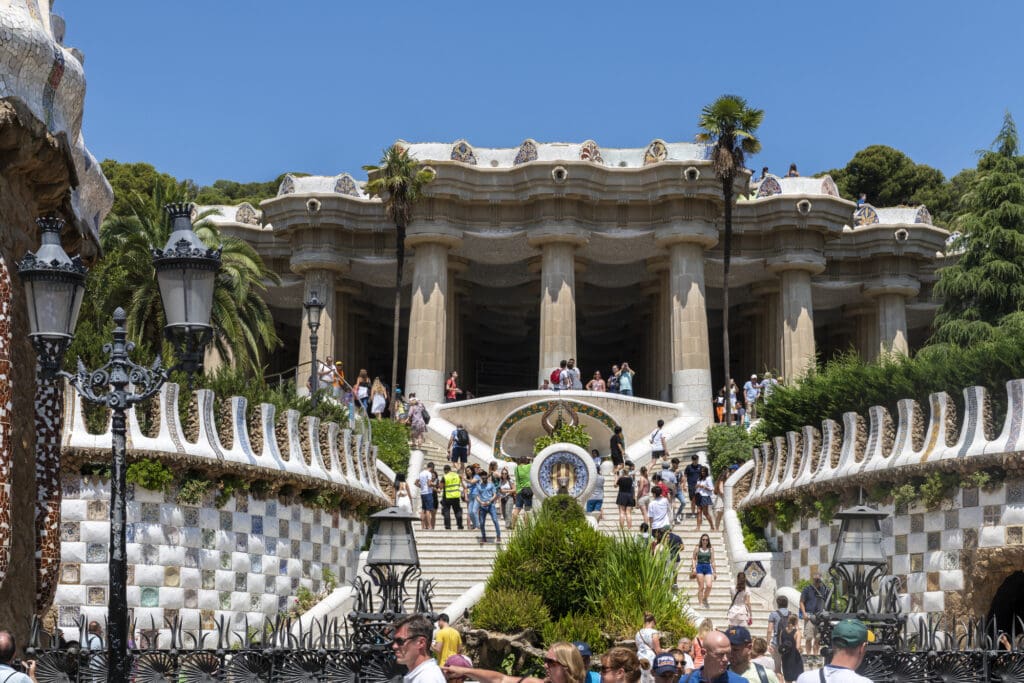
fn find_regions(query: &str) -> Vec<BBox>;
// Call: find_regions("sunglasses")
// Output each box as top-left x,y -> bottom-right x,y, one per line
392,635 -> 424,647
544,658 -> 562,667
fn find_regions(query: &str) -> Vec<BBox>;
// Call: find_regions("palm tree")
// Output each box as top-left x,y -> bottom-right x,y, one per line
697,95 -> 764,425
363,145 -> 435,398
100,177 -> 281,373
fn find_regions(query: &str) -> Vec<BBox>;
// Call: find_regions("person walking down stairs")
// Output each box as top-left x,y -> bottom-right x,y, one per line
441,465 -> 465,531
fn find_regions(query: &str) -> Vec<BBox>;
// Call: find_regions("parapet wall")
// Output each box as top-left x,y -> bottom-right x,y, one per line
739,380 -> 1024,509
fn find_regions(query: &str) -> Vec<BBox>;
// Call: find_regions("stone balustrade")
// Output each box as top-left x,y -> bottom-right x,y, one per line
739,379 -> 1024,509
62,382 -> 388,504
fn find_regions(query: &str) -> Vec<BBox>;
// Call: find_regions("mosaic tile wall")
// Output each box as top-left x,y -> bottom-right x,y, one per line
54,478 -> 367,637
770,482 -> 1020,617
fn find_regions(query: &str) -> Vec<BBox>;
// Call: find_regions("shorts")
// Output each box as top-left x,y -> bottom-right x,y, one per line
420,492 -> 436,512
515,489 -> 533,510
638,495 -> 651,508
696,562 -> 713,576
450,446 -> 468,463
803,619 -> 819,639
586,500 -> 603,512
697,494 -> 713,508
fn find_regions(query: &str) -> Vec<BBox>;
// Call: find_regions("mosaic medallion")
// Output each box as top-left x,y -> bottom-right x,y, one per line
743,560 -> 767,587
333,174 -> 360,197
756,176 -> 782,198
854,205 -> 879,226
643,139 -> 667,165
915,206 -> 932,224
450,140 -> 477,165
529,443 -> 597,502
513,139 -> 538,165
579,140 -> 603,163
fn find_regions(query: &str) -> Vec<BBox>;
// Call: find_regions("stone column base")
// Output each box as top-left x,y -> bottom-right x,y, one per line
672,368 -> 713,420
405,368 -> 445,405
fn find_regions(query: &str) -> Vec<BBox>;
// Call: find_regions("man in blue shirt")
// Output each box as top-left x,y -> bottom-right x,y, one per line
681,631 -> 745,683
474,472 -> 501,543
574,642 -> 600,683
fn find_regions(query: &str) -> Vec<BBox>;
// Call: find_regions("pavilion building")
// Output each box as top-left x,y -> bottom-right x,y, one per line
204,139 -> 949,421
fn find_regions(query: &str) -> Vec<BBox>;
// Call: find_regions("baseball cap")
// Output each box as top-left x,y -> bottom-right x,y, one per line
729,463 -> 740,470
572,641 -> 592,657
652,653 -> 677,675
725,625 -> 752,645
445,654 -> 473,668
831,619 -> 875,647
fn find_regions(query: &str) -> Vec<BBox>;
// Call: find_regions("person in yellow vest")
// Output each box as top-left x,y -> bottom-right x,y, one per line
432,613 -> 462,665
441,465 -> 465,530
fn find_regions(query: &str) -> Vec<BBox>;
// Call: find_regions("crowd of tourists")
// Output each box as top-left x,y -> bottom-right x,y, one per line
392,610 -> 878,683
541,358 -> 637,395
715,372 -> 781,427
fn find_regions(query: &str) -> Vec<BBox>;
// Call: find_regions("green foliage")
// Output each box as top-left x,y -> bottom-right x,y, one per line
192,174 -> 305,206
177,472 -> 212,505
892,483 -> 919,510
533,423 -> 591,455
963,467 -> 1005,491
773,499 -> 799,532
588,534 -> 695,641
541,613 -> 607,654
80,462 -> 111,479
919,472 -> 959,510
215,475 -> 249,508
301,489 -> 342,510
823,145 -> 951,223
813,492 -> 841,524
472,588 -> 551,633
371,419 -> 411,475
126,458 -> 175,493
866,483 -> 893,504
706,424 -> 756,479
488,496 -> 609,618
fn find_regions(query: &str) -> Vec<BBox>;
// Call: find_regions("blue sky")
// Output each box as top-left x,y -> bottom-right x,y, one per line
61,2 -> 1024,188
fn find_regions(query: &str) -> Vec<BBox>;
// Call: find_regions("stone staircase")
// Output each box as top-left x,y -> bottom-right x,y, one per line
410,433 -> 773,632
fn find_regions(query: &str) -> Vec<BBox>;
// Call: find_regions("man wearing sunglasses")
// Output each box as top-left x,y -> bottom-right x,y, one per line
392,615 -> 446,683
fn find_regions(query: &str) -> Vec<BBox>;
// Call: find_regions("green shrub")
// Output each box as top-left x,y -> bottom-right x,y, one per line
178,473 -> 212,505
541,613 -> 606,653
126,458 -> 175,493
773,499 -> 800,532
473,588 -> 551,633
489,496 -> 609,619
919,472 -> 958,510
706,425 -> 756,479
739,509 -> 769,552
371,419 -> 411,475
813,492 -> 841,524
534,423 -> 591,454
892,482 -> 918,510
588,534 -> 695,641
215,474 -> 249,507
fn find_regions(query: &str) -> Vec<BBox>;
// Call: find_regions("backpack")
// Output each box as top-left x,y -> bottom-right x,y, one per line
422,407 -> 431,424
455,428 -> 469,447
550,368 -> 562,384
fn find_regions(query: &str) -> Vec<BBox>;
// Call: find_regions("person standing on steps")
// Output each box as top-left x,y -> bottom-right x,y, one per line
727,573 -> 753,628
475,471 -> 502,543
511,456 -> 533,527
695,466 -> 716,532
725,626 -> 780,683
440,465 -> 465,531
447,424 -> 471,473
567,358 -> 583,390
617,362 -> 636,396
417,463 -> 437,530
766,597 -> 792,672
587,453 -> 606,523
432,613 -> 462,666
690,533 -> 716,609
648,486 -> 672,542
794,619 -> 874,683
610,426 -> 626,473
649,420 -> 668,462
684,454 -> 702,518
799,574 -> 827,655
445,370 -> 462,403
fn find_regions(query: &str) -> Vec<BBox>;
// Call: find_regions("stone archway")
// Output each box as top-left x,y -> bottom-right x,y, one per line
949,546 -> 1024,623
987,571 -> 1024,636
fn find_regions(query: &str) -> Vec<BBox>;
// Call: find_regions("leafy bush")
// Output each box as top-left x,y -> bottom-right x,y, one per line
706,425 -> 756,479
371,419 -> 411,475
773,499 -> 800,532
588,534 -> 695,641
178,472 -> 212,505
126,458 -> 175,493
813,492 -> 841,524
489,496 -> 609,618
215,474 -> 249,508
892,482 -> 919,510
739,509 -> 769,552
919,472 -> 958,510
534,423 -> 591,454
472,588 -> 551,633
541,613 -> 606,654
963,467 -> 1005,491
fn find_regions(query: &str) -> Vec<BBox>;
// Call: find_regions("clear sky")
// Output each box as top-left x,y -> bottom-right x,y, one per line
60,1 -> 1024,188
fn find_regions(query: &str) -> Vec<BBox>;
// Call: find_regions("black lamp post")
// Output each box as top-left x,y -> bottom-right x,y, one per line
304,291 -> 323,409
17,205 -> 219,683
829,504 -> 890,614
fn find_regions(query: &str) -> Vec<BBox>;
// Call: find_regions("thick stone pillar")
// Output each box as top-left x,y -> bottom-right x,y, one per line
532,231 -> 587,386
334,284 -> 360,375
655,221 -> 716,418
865,278 -> 919,357
406,237 -> 458,404
777,268 -> 817,381
298,269 -> 336,386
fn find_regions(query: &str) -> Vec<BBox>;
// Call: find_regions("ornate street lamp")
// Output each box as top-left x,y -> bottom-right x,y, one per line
367,506 -> 420,567
18,205 -> 219,683
829,504 -> 890,614
304,291 -> 324,409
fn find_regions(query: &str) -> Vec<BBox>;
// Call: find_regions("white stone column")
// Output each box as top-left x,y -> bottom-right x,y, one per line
667,241 -> 714,415
532,233 -> 586,386
777,268 -> 817,381
298,269 -> 336,386
405,237 -> 457,404
865,278 -> 919,357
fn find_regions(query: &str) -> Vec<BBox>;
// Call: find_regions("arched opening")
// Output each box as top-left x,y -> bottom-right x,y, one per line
988,571 -> 1024,637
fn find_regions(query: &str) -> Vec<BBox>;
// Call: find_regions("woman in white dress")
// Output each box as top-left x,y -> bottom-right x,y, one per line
727,571 -> 752,626
394,472 -> 413,512
369,377 -> 388,419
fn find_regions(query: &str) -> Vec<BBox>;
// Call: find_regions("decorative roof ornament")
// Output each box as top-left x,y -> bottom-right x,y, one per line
278,174 -> 295,195
854,205 -> 879,226
513,139 -> 538,165
334,174 -> 360,197
915,206 -> 932,224
820,176 -> 840,197
234,203 -> 259,225
579,140 -> 603,163
756,176 -> 782,198
450,140 -> 477,165
643,139 -> 668,165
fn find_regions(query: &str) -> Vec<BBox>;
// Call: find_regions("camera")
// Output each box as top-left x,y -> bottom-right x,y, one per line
10,658 -> 27,673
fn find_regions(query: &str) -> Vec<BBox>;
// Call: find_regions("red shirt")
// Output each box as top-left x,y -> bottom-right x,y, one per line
445,378 -> 458,400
